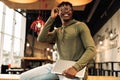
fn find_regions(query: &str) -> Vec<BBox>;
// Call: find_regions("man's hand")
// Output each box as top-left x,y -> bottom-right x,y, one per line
62,66 -> 78,79
51,7 -> 59,18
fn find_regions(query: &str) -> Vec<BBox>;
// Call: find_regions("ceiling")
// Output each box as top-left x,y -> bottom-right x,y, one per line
1,0 -> 120,36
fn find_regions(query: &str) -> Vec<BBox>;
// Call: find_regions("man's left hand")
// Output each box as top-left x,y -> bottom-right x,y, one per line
62,66 -> 78,79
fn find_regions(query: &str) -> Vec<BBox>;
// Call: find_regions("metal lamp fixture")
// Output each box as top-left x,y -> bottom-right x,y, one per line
8,0 -> 38,4
56,0 -> 92,6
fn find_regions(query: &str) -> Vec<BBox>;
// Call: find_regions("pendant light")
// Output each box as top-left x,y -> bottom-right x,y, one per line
8,0 -> 38,4
30,0 -> 45,33
30,16 -> 45,33
56,0 -> 92,6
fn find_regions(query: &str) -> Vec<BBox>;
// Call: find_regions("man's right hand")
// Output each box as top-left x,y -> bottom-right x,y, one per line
51,7 -> 59,18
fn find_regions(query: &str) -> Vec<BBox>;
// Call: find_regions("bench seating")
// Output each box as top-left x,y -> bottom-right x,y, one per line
0,74 -> 20,80
0,74 -> 120,80
87,76 -> 120,80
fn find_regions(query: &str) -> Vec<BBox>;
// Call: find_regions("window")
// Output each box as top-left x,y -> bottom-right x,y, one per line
0,2 -> 26,67
14,12 -> 22,38
3,35 -> 12,51
13,38 -> 20,56
4,6 -> 14,35
0,2 -> 3,32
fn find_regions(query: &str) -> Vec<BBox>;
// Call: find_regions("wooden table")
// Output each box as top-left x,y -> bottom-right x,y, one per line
21,57 -> 53,61
87,76 -> 120,80
0,74 -> 20,80
0,74 -> 120,80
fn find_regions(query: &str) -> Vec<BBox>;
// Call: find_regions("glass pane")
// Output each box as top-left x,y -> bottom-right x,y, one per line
2,56 -> 9,65
0,2 -> 3,32
13,38 -> 20,56
3,34 -> 12,51
2,50 -> 10,65
0,33 -> 1,46
4,6 -> 14,35
14,12 -> 22,38
0,2 -> 3,12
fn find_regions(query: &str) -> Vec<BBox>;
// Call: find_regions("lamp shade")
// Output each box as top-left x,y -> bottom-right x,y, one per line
30,16 -> 45,33
56,0 -> 92,6
8,0 -> 38,4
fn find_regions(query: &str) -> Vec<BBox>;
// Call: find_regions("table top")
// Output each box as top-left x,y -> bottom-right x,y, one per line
87,76 -> 120,80
21,57 -> 53,61
0,74 -> 20,80
0,74 -> 120,80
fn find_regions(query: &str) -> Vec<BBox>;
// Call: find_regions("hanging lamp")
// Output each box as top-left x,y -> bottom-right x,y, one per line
30,0 -> 46,33
8,0 -> 38,4
30,16 -> 45,33
56,0 -> 92,6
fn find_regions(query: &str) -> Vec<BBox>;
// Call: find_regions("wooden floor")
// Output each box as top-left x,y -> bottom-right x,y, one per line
0,74 -> 120,80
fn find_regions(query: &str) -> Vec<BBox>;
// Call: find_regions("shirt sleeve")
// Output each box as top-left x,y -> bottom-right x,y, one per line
73,22 -> 97,71
37,17 -> 57,43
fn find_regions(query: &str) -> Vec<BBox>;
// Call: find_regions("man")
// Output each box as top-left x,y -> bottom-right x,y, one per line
20,1 -> 96,80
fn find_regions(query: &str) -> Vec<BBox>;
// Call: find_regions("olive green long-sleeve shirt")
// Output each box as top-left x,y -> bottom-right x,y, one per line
37,17 -> 96,71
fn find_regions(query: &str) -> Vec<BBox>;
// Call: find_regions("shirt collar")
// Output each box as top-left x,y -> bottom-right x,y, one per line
62,19 -> 78,28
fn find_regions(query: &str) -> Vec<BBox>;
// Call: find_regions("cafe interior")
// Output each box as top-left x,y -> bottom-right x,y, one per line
0,0 -> 120,80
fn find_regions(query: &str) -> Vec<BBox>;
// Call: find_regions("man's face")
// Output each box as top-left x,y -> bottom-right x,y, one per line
59,5 -> 73,22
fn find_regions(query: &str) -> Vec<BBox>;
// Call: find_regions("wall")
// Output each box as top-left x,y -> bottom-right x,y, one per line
93,9 -> 120,72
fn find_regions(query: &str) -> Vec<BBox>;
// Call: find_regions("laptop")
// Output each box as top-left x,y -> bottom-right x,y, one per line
51,59 -> 86,79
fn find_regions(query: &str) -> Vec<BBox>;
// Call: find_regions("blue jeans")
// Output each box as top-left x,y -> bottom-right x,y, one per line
20,63 -> 80,80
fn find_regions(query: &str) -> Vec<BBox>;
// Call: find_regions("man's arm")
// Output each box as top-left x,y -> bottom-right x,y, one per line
73,22 -> 97,71
62,22 -> 96,79
37,17 -> 55,42
37,7 -> 59,42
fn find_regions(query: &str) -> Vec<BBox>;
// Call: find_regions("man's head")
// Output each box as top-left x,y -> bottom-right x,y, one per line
57,2 -> 73,22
